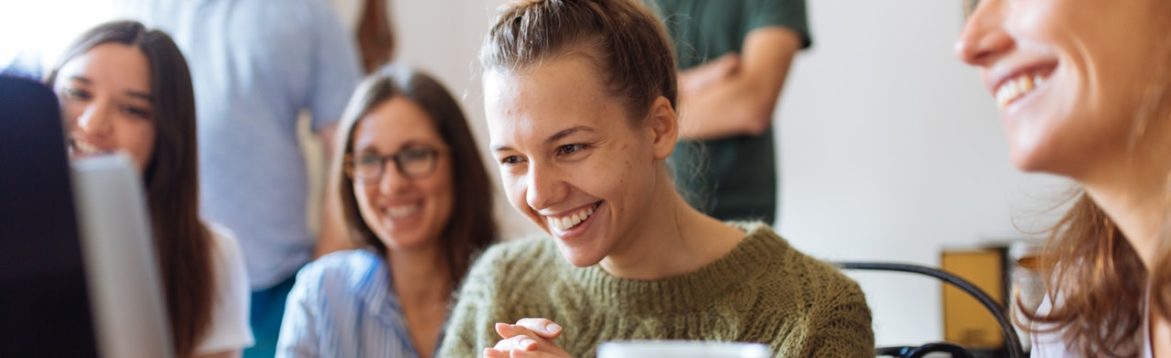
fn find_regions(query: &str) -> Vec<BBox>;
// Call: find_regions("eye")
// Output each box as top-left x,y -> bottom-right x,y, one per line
556,143 -> 587,156
120,105 -> 153,119
62,88 -> 91,101
499,155 -> 525,165
356,154 -> 382,166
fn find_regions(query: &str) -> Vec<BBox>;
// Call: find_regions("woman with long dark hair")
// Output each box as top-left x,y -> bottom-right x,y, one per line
276,67 -> 496,358
47,21 -> 253,358
957,0 -> 1171,356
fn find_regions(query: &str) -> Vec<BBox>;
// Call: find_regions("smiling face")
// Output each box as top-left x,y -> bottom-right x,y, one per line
53,43 -> 157,172
485,55 -> 677,267
351,97 -> 455,253
956,0 -> 1170,178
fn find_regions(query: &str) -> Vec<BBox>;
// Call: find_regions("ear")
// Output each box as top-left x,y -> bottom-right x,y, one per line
646,96 -> 678,161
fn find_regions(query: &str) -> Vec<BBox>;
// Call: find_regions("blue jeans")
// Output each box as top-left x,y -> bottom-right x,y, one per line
243,274 -> 296,358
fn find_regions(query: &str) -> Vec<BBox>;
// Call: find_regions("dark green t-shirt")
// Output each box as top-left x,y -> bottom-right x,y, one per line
650,0 -> 811,223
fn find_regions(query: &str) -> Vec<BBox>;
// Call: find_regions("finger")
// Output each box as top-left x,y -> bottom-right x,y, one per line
495,322 -> 539,340
483,348 -> 510,358
514,318 -> 563,339
493,334 -> 539,352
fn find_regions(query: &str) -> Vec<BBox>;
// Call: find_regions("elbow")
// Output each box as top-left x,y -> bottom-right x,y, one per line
741,105 -> 775,136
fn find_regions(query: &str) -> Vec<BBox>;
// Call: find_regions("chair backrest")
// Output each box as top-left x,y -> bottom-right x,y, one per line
837,261 -> 1025,358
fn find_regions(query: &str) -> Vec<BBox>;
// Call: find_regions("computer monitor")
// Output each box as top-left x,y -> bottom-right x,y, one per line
0,75 -> 173,358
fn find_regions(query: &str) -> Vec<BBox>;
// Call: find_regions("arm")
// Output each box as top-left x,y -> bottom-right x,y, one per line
801,282 -> 875,357
437,249 -> 509,357
677,27 -> 802,140
274,273 -> 320,358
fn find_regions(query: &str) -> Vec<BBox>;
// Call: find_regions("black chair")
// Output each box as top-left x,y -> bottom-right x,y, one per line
836,262 -> 1025,358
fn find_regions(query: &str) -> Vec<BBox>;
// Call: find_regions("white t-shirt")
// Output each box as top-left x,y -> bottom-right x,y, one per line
1030,294 -> 1152,357
195,224 -> 255,355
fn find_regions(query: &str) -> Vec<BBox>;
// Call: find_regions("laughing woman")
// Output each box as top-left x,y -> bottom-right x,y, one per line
47,21 -> 253,358
957,0 -> 1171,356
436,1 -> 873,357
276,68 -> 496,358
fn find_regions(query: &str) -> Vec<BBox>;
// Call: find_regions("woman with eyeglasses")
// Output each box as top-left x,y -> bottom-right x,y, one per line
957,0 -> 1171,356
275,67 -> 497,358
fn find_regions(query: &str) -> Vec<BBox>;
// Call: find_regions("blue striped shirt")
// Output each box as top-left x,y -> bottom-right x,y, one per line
276,250 -> 438,358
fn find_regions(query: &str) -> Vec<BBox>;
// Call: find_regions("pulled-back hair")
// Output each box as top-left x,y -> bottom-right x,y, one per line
481,0 -> 677,119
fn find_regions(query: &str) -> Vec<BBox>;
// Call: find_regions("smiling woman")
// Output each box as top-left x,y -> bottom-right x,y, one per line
436,1 -> 874,357
956,0 -> 1171,356
276,67 -> 497,358
45,21 -> 254,358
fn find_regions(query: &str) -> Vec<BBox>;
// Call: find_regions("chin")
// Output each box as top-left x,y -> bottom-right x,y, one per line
554,242 -> 604,268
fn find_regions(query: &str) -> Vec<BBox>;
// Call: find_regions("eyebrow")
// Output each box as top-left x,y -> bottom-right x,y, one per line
124,90 -> 153,102
491,125 -> 595,152
69,76 -> 152,101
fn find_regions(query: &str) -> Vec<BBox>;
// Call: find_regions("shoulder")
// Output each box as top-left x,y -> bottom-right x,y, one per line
198,223 -> 255,354
206,223 -> 249,289
730,222 -> 868,312
295,249 -> 383,293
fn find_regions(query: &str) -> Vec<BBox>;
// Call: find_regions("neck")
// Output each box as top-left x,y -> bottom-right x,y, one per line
1080,124 -> 1171,270
386,242 -> 451,304
599,166 -> 744,280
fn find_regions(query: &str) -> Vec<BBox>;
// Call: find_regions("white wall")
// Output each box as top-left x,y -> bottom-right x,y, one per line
391,0 -> 1069,347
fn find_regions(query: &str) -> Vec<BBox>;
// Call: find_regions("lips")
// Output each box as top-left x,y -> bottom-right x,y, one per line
70,137 -> 113,156
385,203 -> 421,219
545,202 -> 600,232
988,63 -> 1057,109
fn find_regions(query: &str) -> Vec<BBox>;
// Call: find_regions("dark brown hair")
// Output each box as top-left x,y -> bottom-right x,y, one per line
481,0 -> 677,120
46,21 -> 213,358
331,67 -> 496,287
1019,7 -> 1171,355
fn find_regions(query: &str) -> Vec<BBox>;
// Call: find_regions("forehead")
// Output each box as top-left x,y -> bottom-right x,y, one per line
352,97 -> 443,149
483,55 -> 627,147
55,43 -> 151,93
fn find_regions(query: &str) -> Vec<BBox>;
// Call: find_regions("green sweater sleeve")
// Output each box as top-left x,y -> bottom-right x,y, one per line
805,280 -> 874,357
437,245 -> 508,357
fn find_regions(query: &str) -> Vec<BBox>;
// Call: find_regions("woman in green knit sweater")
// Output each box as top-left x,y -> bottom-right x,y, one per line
438,0 -> 874,357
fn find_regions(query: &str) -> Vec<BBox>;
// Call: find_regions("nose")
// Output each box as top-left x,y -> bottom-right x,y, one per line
525,162 -> 567,213
76,102 -> 113,137
954,0 -> 1013,67
377,160 -> 411,194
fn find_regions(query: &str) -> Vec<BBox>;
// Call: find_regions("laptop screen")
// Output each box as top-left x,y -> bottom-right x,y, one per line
0,75 -> 98,357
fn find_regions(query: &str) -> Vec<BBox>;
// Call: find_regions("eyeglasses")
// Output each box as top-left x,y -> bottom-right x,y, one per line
344,145 -> 442,183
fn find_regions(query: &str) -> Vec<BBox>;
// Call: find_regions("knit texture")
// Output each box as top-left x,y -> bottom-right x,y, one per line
436,222 -> 874,357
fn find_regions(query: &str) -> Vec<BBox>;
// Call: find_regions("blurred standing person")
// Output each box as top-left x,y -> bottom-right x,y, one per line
648,0 -> 811,223
121,1 -> 363,357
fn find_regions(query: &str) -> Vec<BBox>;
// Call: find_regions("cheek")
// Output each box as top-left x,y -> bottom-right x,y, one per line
117,119 -> 156,170
354,185 -> 382,230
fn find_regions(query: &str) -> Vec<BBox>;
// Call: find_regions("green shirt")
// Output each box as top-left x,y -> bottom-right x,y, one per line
437,222 -> 873,357
651,0 -> 812,222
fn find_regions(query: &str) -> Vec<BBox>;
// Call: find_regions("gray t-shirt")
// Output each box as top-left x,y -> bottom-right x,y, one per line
128,0 -> 362,289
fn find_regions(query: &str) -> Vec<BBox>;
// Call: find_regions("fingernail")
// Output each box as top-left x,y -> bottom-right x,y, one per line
546,323 -> 562,333
521,338 -> 536,350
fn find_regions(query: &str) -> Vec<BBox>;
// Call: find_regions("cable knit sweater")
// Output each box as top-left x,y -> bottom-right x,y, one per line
436,222 -> 874,357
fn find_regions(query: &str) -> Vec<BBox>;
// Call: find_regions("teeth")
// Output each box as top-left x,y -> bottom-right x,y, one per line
995,72 -> 1045,108
73,139 -> 102,154
387,204 -> 420,218
547,205 -> 595,232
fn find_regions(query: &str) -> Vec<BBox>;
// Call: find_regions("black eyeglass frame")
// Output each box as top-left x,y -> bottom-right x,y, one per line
344,145 -> 444,183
